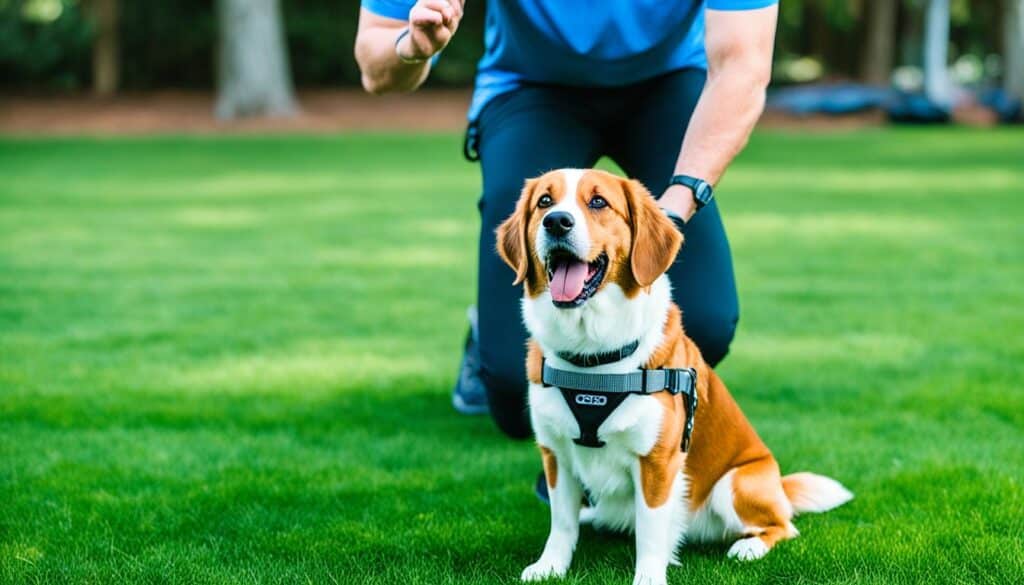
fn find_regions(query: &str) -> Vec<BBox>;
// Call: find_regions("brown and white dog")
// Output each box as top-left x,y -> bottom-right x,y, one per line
497,169 -> 852,585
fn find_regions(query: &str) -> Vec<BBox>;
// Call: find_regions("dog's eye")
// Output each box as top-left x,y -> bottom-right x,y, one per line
589,195 -> 607,209
538,194 -> 553,208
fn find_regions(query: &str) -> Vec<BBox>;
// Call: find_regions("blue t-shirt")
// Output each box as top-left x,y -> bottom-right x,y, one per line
362,0 -> 777,120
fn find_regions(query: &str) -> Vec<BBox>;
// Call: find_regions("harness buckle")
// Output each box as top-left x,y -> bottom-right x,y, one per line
666,369 -> 686,395
679,368 -> 698,453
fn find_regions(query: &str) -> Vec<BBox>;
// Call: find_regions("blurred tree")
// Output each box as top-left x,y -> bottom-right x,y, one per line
862,0 -> 898,84
924,0 -> 953,108
215,0 -> 295,119
1007,0 -> 1024,99
0,0 -> 91,90
899,0 -> 924,74
83,0 -> 118,96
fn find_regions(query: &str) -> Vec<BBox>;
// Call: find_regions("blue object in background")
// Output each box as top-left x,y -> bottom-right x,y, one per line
885,91 -> 951,124
979,88 -> 1023,123
768,83 -> 894,115
768,82 -> 1022,125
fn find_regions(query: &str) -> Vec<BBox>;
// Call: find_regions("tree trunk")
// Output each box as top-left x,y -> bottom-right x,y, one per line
805,1 -> 828,62
1006,0 -> 1024,100
923,0 -> 953,109
89,0 -> 119,97
215,0 -> 297,119
899,0 -> 922,75
861,0 -> 898,85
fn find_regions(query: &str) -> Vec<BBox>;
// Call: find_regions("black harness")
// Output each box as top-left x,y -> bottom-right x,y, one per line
542,341 -> 698,452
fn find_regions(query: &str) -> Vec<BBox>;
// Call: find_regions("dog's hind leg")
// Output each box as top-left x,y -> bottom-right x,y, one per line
725,457 -> 798,561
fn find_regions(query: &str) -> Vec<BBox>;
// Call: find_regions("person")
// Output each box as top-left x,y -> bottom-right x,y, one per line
355,0 -> 778,439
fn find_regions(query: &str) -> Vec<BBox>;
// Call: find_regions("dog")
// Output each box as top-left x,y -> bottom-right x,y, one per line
496,169 -> 852,585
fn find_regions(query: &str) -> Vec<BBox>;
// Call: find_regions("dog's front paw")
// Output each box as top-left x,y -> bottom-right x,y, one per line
521,558 -> 568,582
632,570 -> 667,585
726,536 -> 769,561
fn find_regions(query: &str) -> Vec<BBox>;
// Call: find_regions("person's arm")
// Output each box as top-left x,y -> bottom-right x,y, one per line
354,0 -> 463,95
658,5 -> 778,220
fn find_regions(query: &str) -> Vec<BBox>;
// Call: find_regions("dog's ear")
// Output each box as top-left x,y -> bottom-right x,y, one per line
496,179 -> 536,285
623,178 -> 682,288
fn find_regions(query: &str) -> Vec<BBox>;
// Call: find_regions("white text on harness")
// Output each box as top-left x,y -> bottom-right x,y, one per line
574,394 -> 608,406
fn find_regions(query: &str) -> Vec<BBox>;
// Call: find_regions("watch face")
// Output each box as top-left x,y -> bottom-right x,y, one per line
696,182 -> 713,204
671,176 -> 712,207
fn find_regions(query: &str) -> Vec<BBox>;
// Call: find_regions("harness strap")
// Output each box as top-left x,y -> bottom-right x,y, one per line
542,363 -> 698,452
542,363 -> 693,394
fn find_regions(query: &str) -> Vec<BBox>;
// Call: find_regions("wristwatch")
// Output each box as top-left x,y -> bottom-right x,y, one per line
669,175 -> 714,211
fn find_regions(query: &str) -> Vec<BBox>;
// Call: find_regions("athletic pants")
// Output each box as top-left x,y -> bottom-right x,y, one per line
471,68 -> 739,438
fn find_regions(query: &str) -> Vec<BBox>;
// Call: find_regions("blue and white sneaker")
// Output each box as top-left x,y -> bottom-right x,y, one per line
452,306 -> 489,415
535,472 -> 597,524
534,472 -> 550,504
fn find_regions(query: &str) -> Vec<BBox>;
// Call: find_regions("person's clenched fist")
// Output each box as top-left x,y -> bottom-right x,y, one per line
399,0 -> 464,62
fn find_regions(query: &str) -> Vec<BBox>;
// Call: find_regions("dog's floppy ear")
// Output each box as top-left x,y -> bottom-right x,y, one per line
496,179 -> 536,285
623,178 -> 683,288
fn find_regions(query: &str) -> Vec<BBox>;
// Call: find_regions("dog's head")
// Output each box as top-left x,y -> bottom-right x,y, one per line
497,169 -> 682,308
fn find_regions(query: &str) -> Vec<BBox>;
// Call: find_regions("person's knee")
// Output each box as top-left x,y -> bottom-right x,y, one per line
687,307 -> 739,368
480,179 -> 525,231
480,364 -> 532,439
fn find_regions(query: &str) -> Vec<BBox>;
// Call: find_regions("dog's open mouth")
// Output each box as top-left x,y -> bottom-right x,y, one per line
546,251 -> 608,308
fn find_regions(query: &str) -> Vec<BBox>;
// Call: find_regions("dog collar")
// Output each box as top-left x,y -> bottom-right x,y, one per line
556,340 -> 640,368
542,362 -> 698,452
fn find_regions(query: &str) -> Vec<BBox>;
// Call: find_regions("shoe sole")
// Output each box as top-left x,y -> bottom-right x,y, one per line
452,391 -> 489,416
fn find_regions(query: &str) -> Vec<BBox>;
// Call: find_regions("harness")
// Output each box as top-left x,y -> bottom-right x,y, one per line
541,341 -> 699,452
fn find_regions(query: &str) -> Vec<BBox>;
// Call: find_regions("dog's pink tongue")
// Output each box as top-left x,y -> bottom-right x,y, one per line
550,260 -> 588,302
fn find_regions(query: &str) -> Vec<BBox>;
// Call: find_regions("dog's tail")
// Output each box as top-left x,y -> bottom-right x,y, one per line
782,472 -> 853,515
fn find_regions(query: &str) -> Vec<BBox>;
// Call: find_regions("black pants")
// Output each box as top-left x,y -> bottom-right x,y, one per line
473,68 -> 739,439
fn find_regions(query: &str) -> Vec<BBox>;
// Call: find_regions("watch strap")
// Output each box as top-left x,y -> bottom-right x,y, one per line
669,175 -> 714,210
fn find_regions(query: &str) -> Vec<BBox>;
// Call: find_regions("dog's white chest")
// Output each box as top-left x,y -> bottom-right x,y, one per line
529,382 -> 665,498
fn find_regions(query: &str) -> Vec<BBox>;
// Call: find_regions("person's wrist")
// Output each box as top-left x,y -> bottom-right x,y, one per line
658,184 -> 697,222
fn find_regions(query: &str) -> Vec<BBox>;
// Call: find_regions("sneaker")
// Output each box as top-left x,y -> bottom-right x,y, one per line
452,306 -> 489,415
534,471 -> 550,504
534,471 -> 596,523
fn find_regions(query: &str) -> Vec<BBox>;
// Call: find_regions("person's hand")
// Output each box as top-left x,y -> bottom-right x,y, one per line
399,0 -> 463,62
658,183 -> 697,228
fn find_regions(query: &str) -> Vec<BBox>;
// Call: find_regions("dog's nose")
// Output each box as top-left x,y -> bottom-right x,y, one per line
543,211 -> 574,237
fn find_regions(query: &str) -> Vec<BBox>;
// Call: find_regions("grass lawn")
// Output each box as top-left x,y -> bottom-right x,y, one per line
1,129 -> 1023,584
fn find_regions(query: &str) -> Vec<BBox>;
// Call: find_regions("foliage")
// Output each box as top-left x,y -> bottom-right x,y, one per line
0,0 -> 484,90
0,0 -> 91,90
0,0 -> 1012,91
2,130 -> 1024,583
118,0 -> 216,90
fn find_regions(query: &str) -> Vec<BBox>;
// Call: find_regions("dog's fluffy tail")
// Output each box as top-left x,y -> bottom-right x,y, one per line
782,472 -> 853,515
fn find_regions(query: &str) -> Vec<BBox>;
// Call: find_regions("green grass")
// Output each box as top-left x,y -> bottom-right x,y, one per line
1,128 -> 1023,584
